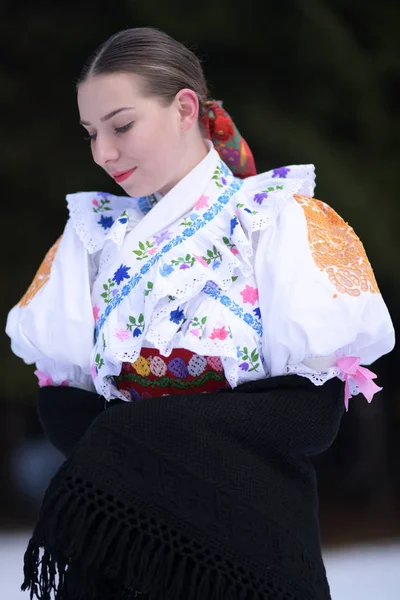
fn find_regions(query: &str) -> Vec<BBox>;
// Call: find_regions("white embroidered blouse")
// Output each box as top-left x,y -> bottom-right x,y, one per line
6,143 -> 395,405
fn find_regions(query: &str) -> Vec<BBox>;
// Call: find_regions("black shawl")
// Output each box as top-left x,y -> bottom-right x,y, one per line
23,375 -> 344,599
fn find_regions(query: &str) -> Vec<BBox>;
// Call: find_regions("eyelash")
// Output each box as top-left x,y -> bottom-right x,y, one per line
84,122 -> 134,141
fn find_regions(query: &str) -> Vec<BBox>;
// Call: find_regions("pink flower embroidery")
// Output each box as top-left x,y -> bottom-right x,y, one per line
209,326 -> 229,341
34,370 -> 68,387
240,285 -> 259,305
230,247 -> 239,255
92,198 -> 99,207
190,329 -> 200,337
114,328 -> 130,341
148,247 -> 158,256
93,304 -> 100,322
194,194 -> 210,210
193,254 -> 208,267
91,365 -> 98,379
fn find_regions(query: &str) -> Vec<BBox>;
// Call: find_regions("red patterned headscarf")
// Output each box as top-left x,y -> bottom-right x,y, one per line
201,100 -> 257,179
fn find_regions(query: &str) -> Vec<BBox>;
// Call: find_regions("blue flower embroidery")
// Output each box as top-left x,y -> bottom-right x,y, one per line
98,215 -> 115,229
118,216 -> 128,224
244,208 -> 252,214
132,327 -> 142,337
189,212 -> 199,221
112,264 -> 131,285
253,307 -> 261,319
159,264 -> 174,277
230,216 -> 239,235
170,307 -> 185,324
220,295 -> 232,307
212,261 -> 221,270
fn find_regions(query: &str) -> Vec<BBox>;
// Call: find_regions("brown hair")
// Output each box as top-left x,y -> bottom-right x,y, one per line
78,27 -> 209,118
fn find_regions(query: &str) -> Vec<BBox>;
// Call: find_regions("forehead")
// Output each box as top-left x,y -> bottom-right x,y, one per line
77,73 -> 148,118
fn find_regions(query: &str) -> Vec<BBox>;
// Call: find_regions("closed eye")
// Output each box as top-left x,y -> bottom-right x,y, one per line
83,122 -> 134,142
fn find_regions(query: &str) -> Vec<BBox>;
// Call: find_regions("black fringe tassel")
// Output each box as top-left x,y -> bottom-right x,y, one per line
21,484 -> 259,600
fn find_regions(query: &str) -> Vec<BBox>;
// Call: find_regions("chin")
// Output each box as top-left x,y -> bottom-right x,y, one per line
121,180 -> 157,198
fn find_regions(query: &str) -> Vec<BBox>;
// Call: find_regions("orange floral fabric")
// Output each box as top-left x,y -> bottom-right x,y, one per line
294,195 -> 379,297
19,237 -> 62,307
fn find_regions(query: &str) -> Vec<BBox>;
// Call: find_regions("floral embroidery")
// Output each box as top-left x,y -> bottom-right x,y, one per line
95,353 -> 105,371
93,304 -> 100,322
272,167 -> 290,178
95,178 -> 243,339
114,328 -> 130,341
118,210 -> 129,224
209,326 -> 230,340
238,346 -> 260,372
212,164 -> 228,188
144,281 -> 153,296
253,307 -> 261,319
160,263 -> 175,277
92,196 -> 112,213
180,213 -> 199,227
100,277 -> 116,303
236,201 -> 258,216
138,194 -> 158,215
112,264 -> 131,285
153,230 -> 172,245
222,235 -> 238,255
294,194 -> 380,296
202,245 -> 223,268
132,240 -> 155,261
253,192 -> 268,205
240,285 -> 259,305
230,216 -> 239,235
202,281 -> 263,336
97,215 -> 115,229
189,316 -> 207,338
19,236 -> 62,307
35,370 -> 68,387
126,313 -> 145,337
193,254 -> 208,267
171,254 -> 196,269
170,307 -> 185,324
194,195 -> 209,210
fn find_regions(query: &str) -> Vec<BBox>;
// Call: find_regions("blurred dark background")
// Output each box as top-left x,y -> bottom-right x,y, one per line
1,0 -> 399,547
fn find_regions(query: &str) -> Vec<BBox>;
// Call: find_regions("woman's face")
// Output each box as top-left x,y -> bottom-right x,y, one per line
78,72 -> 189,197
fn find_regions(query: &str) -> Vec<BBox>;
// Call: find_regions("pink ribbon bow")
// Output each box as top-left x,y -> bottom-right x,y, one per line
336,357 -> 382,411
34,370 -> 69,388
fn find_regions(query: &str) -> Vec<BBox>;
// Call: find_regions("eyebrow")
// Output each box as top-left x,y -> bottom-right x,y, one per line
79,107 -> 135,126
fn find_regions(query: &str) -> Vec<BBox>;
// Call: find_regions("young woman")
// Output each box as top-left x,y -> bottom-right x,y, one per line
6,27 -> 394,600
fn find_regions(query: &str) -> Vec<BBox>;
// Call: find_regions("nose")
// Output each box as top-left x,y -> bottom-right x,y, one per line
92,133 -> 119,167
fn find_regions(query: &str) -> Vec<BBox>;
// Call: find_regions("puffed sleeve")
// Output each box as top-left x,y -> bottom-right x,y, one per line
255,193 -> 395,406
5,219 -> 96,392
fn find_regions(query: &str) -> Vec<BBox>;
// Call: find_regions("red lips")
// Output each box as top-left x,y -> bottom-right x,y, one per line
112,168 -> 136,183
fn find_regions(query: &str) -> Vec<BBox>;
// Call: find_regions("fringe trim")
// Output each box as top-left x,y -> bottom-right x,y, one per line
21,484 -> 261,600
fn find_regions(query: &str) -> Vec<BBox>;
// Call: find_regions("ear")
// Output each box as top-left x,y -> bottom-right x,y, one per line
175,89 -> 199,131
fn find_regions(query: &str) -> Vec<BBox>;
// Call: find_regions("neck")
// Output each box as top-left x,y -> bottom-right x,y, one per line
157,134 -> 209,196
